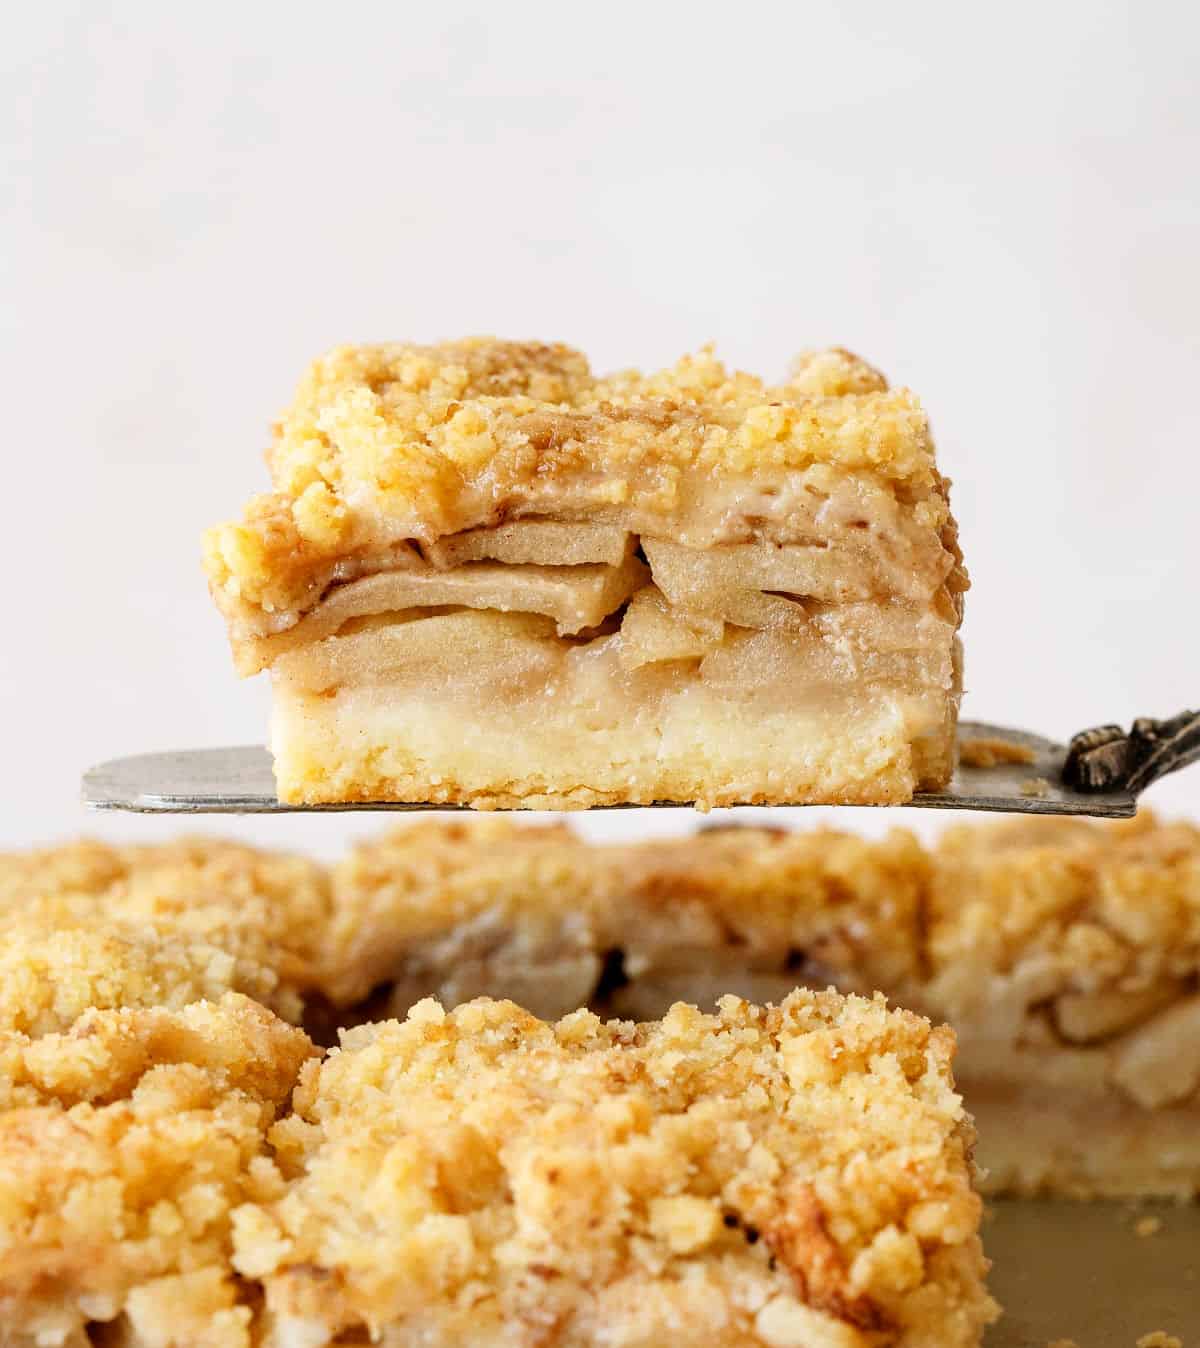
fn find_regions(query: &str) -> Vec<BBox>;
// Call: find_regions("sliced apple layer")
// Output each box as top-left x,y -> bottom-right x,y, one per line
242,541 -> 648,670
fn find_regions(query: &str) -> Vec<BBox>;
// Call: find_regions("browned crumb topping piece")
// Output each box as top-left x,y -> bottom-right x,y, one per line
233,990 -> 994,1346
927,812 -> 1200,984
0,923 -> 316,1347
0,837 -> 333,1023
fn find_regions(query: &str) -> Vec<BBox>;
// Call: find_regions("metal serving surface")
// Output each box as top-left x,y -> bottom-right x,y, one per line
82,721 -> 1138,816
985,1199 -> 1198,1346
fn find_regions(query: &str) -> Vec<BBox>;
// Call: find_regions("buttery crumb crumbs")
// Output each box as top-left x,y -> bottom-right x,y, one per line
0,923 -> 316,1345
929,810 -> 1200,988
232,990 -> 996,1345
0,836 -> 332,1023
7,814 -> 1200,1341
959,737 -> 1037,769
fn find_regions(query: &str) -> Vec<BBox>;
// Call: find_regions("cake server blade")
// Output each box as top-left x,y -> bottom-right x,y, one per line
80,720 -> 1147,817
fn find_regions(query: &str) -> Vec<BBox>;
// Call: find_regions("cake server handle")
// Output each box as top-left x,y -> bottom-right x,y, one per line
1062,709 -> 1200,794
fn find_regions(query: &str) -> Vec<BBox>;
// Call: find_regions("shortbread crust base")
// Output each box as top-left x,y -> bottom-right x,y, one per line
272,686 -> 952,808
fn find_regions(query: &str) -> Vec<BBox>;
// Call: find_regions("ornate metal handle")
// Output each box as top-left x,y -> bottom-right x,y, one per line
1062,710 -> 1200,793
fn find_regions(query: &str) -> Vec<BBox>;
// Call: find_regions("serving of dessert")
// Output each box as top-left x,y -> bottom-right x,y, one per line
203,340 -> 966,809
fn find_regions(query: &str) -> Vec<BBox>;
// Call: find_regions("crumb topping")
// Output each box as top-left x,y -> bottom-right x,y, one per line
0,894 -> 995,1346
0,922 -> 315,1346
1,812 -> 1196,1338
203,338 -> 954,641
323,819 -> 930,1006
5,814 -> 1195,1038
0,838 -> 333,1023
324,813 -> 1200,1019
233,990 -> 987,1342
323,814 -> 1200,1124
0,920 -> 281,1041
928,813 -> 1200,992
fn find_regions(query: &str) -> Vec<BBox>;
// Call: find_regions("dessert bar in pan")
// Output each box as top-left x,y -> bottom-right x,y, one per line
203,339 -> 967,809
243,992 -> 995,1348
0,914 -> 995,1346
325,812 -> 1200,1200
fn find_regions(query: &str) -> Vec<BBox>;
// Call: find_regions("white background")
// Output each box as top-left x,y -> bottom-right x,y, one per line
4,2 -> 1198,855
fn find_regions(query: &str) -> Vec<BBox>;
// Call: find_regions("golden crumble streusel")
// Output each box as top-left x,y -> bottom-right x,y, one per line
0,919 -> 282,1041
319,814 -> 1200,1030
0,922 -> 316,1346
926,813 -> 1200,1005
233,991 -> 996,1347
320,812 -> 1200,1200
0,837 -> 334,1024
0,899 -> 996,1346
919,813 -> 1200,1197
203,338 -> 957,644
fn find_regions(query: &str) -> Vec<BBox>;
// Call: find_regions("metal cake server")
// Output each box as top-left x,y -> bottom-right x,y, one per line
82,711 -> 1199,817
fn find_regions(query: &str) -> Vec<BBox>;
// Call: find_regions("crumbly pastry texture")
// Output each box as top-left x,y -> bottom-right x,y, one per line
0,900 -> 995,1346
7,808 -> 1193,1342
235,992 -> 996,1348
203,339 -> 967,808
0,922 -> 316,1347
0,836 -> 333,1024
5,813 -> 1198,1204
922,812 -> 1200,1198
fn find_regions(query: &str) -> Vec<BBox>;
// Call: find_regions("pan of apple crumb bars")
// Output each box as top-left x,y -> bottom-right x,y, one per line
3,814 -> 1198,1345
